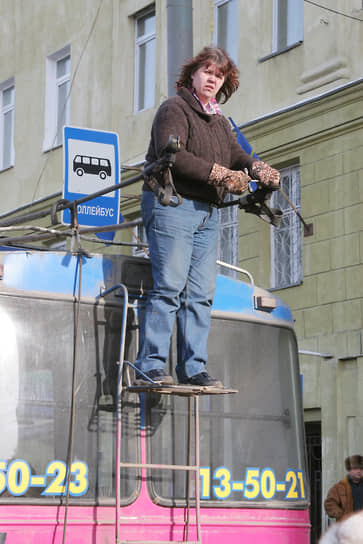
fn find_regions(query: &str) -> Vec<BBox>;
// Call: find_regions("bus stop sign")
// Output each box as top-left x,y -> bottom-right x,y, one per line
62,126 -> 120,227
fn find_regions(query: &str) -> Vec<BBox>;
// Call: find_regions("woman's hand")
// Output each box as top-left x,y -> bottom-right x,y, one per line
208,163 -> 251,195
251,161 -> 280,189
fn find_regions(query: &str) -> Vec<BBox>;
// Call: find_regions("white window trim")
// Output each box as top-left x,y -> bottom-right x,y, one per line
0,78 -> 15,171
272,0 -> 279,51
132,222 -> 149,258
43,45 -> 70,152
213,0 -> 238,64
213,0 -> 227,43
270,164 -> 302,289
272,0 -> 303,53
217,194 -> 239,278
134,8 -> 156,113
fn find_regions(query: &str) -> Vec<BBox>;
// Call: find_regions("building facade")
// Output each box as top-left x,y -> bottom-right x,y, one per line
0,0 -> 362,538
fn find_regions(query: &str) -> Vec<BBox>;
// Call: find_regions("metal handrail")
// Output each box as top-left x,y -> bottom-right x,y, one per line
216,260 -> 254,285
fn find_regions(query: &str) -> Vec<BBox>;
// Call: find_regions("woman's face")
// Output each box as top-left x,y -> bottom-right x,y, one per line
191,63 -> 225,104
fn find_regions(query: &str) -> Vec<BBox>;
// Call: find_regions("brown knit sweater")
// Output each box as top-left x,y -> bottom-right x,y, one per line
144,87 -> 253,206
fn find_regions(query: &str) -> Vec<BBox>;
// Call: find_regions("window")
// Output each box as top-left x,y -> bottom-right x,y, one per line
0,79 -> 15,170
270,164 -> 302,289
214,0 -> 238,64
135,9 -> 156,112
148,318 -> 308,507
217,197 -> 238,277
43,46 -> 70,150
132,222 -> 149,258
273,0 -> 303,52
0,294 -> 140,503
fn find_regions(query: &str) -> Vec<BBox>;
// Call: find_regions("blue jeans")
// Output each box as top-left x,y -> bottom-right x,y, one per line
135,191 -> 219,381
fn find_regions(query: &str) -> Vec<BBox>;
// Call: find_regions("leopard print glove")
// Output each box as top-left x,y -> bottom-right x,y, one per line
251,160 -> 280,189
209,163 -> 251,195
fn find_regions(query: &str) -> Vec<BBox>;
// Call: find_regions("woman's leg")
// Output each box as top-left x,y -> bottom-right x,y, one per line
175,204 -> 219,381
135,193 -> 195,374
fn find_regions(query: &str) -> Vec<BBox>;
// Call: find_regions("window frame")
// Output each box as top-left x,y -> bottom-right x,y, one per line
132,222 -> 149,258
213,0 -> 239,64
217,195 -> 239,278
270,163 -> 302,289
43,45 -> 71,151
134,7 -> 156,113
0,78 -> 15,171
272,0 -> 303,54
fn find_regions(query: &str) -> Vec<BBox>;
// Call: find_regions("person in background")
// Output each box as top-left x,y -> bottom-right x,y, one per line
134,46 -> 280,388
324,455 -> 363,522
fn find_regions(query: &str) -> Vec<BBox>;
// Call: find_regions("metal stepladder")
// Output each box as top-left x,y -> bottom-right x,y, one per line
100,282 -> 237,544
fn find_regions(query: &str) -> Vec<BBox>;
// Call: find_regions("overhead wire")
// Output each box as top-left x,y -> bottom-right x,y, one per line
303,0 -> 363,22
80,234 -> 148,249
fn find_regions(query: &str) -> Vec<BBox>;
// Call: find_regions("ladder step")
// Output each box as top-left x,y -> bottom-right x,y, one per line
128,384 -> 238,395
120,462 -> 198,471
120,541 -> 200,544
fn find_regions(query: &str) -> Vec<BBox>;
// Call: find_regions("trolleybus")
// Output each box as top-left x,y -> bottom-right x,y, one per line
0,249 -> 310,543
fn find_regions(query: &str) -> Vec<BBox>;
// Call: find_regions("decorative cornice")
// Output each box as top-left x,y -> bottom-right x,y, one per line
297,56 -> 350,94
237,81 -> 363,160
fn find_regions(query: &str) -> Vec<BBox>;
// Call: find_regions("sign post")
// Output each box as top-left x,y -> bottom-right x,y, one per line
62,126 -> 120,230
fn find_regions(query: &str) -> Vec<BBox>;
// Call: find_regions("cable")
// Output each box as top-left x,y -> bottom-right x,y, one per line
80,233 -> 148,248
62,253 -> 83,544
32,0 -> 106,202
304,0 -> 363,22
121,165 -> 144,173
0,224 -> 68,235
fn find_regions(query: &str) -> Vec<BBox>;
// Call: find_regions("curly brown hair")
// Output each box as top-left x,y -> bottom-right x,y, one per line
176,46 -> 239,104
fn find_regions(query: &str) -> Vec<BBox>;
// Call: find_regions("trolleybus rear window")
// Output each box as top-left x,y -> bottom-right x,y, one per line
147,317 -> 308,507
0,295 -> 140,504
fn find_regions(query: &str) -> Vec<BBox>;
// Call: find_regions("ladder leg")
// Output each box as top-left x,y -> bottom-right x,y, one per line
195,395 -> 201,543
115,360 -> 122,544
185,396 -> 193,540
113,284 -> 129,544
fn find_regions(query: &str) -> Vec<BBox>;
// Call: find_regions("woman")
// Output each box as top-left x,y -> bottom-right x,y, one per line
135,46 -> 280,388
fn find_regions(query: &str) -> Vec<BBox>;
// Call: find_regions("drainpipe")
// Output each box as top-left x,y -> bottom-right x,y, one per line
167,0 -> 193,97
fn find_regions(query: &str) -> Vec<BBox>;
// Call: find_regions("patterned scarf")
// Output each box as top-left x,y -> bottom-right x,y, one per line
190,88 -> 222,115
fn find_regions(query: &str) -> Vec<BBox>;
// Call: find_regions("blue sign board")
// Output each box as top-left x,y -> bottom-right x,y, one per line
62,126 -> 120,227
